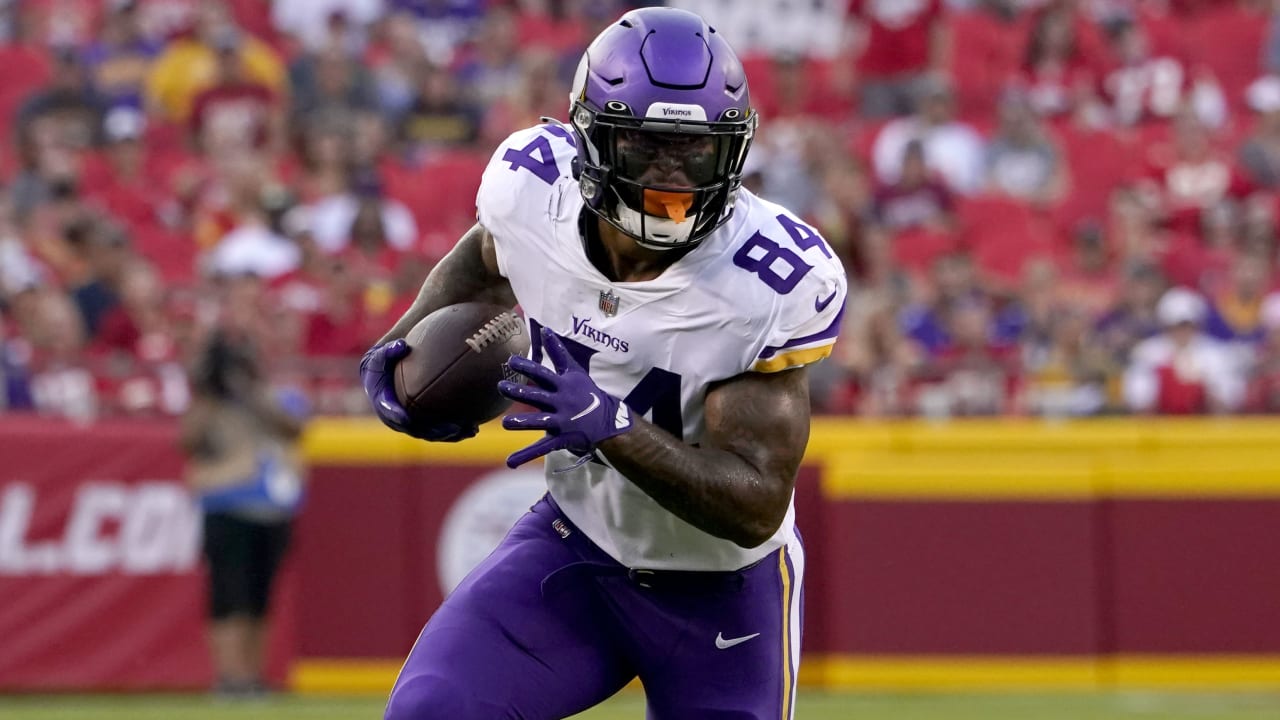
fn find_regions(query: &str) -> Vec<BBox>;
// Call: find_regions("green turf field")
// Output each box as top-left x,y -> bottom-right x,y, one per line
1,692 -> 1278,719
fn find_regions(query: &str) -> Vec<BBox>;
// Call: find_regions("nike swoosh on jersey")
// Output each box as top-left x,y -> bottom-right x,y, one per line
715,632 -> 761,650
571,393 -> 600,421
815,289 -> 839,313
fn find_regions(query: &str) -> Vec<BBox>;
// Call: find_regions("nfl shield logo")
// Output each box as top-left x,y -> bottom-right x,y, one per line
598,289 -> 620,317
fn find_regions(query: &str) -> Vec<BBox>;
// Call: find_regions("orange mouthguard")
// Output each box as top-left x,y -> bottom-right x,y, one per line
642,190 -> 694,223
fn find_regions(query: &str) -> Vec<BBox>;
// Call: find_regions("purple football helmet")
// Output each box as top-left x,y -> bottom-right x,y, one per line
568,7 -> 756,251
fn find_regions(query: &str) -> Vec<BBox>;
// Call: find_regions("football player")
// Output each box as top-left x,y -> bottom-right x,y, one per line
361,7 -> 846,718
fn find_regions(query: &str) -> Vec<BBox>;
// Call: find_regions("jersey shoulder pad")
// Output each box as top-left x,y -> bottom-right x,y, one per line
476,123 -> 578,235
734,195 -> 848,373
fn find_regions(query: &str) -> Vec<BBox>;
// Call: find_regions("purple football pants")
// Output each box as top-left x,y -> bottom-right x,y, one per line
384,495 -> 803,720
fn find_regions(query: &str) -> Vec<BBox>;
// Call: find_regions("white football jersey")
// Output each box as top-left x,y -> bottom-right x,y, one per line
476,123 -> 847,572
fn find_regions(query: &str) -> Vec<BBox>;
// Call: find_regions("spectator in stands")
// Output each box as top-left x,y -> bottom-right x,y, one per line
871,76 -> 985,195
742,116 -> 829,218
16,45 -> 105,152
1102,17 -> 1226,129
812,152 -> 880,282
984,90 -> 1069,204
1096,260 -> 1165,374
18,288 -> 97,422
1264,0 -> 1280,75
10,116 -> 88,222
370,10 -> 431,119
307,168 -> 417,255
918,297 -> 1019,416
395,59 -> 482,156
288,43 -> 379,129
387,0 -> 487,65
1161,197 -> 1239,293
1026,302 -> 1111,416
300,247 -> 375,357
272,0 -> 383,55
1057,219 -> 1121,316
1204,250 -> 1274,345
873,139 -> 956,233
0,311 -> 17,411
1123,286 -> 1244,414
146,3 -> 286,123
1243,291 -> 1280,411
1241,192 -> 1278,257
0,195 -> 45,301
1141,111 -> 1249,237
848,0 -> 947,118
81,107 -> 175,237
901,252 -> 987,354
90,258 -> 172,361
1239,75 -> 1280,190
190,28 -> 282,157
350,109 -> 392,168
181,293 -> 306,698
829,283 -> 921,416
82,0 -> 162,113
479,47 -> 567,146
455,5 -> 525,108
995,259 -> 1059,347
1021,3 -> 1106,124
295,113 -> 353,202
65,217 -> 131,339
270,206 -> 331,318
203,154 -> 300,280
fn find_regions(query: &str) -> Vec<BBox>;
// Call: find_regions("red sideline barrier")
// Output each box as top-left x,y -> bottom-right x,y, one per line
0,418 -> 294,691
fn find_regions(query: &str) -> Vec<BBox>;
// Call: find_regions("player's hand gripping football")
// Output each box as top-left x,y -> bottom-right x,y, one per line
498,327 -> 633,468
359,339 -> 478,442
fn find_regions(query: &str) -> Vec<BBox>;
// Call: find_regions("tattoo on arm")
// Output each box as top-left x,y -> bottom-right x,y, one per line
378,223 -> 515,344
598,368 -> 810,548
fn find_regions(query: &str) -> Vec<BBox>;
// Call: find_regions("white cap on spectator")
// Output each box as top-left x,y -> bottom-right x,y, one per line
1246,75 -> 1280,114
104,106 -> 145,142
1261,292 -> 1280,331
0,237 -> 46,295
1157,287 -> 1207,327
282,204 -> 313,238
205,225 -> 301,279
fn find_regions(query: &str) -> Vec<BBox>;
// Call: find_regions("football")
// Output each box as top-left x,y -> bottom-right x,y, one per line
394,302 -> 530,428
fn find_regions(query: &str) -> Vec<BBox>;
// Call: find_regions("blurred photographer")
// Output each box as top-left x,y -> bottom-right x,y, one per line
180,301 -> 308,697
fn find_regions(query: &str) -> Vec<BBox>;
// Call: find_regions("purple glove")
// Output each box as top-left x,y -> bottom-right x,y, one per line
359,339 -> 477,442
498,327 -> 633,468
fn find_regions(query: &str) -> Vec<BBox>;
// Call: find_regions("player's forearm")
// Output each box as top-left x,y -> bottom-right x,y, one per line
599,422 -> 790,549
378,223 -> 514,344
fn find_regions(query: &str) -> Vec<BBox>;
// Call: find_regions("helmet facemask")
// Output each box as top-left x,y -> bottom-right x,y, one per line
572,100 -> 756,251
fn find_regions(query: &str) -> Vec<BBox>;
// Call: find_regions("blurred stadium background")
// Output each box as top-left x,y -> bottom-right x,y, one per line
2,0 -> 1280,717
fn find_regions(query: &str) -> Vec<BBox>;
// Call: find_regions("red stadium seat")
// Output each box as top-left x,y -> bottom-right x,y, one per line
1054,126 -> 1139,225
740,55 -> 779,122
0,45 -> 53,130
1190,6 -> 1269,115
959,195 -> 1056,286
384,151 -> 488,260
890,225 -> 959,275
131,225 -> 197,286
946,11 -> 1024,124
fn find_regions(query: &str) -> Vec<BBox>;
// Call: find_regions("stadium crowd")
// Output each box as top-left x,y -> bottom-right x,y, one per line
2,0 -> 1280,421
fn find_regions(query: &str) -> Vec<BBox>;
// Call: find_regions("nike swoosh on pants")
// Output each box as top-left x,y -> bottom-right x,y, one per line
715,632 -> 761,650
